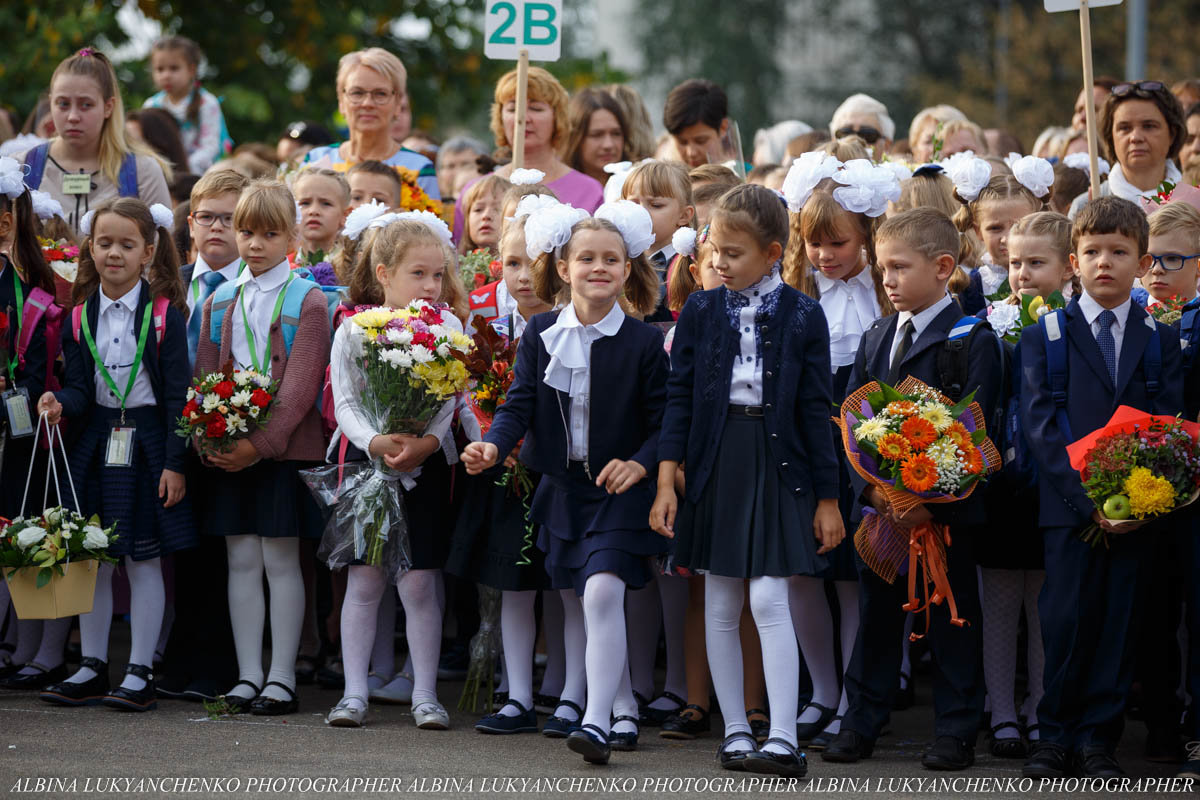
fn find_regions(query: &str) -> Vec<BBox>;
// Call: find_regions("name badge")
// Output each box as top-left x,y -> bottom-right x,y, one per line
106,422 -> 136,468
62,173 -> 92,195
2,388 -> 33,438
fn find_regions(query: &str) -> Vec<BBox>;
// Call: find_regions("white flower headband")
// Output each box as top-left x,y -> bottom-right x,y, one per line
79,203 -> 173,237
832,159 -> 902,218
0,156 -> 28,200
781,151 -> 843,213
524,202 -> 589,260
594,199 -> 655,258
1010,155 -> 1054,198
942,151 -> 992,202
672,226 -> 697,258
28,190 -> 63,221
509,168 -> 545,186
343,201 -> 390,240
1063,151 -> 1111,178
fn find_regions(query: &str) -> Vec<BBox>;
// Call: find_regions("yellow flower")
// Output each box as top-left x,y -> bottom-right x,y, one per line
1123,466 -> 1176,519
918,403 -> 953,432
854,416 -> 890,444
350,309 -> 393,329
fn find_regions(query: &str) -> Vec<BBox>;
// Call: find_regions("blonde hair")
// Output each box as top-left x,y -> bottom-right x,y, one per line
459,174 -> 513,254
532,218 -> 659,316
336,48 -> 407,98
940,119 -> 987,154
819,136 -> 870,162
190,169 -> 249,208
349,219 -> 468,319
294,167 -> 351,205
500,183 -> 558,234
1148,202 -> 1200,244
233,179 -> 297,234
1009,210 -> 1078,297
953,174 -> 1048,235
622,160 -> 694,208
908,105 -> 967,151
489,67 -> 570,150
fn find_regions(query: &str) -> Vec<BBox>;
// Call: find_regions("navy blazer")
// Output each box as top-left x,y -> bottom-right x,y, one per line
1020,298 -> 1183,528
847,301 -> 1004,527
1178,297 -> 1200,421
55,281 -> 191,472
485,309 -> 669,479
659,285 -> 839,504
0,255 -> 49,400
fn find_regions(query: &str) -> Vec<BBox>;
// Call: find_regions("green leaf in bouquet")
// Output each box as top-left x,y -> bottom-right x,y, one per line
879,382 -> 907,404
857,439 -> 882,465
35,567 -> 51,589
949,388 -> 979,422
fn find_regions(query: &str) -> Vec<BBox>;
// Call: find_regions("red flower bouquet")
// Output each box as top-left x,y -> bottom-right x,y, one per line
176,362 -> 279,454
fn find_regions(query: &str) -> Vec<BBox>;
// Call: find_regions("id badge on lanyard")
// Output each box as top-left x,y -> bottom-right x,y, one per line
80,299 -> 153,469
106,421 -> 135,467
2,387 -> 33,438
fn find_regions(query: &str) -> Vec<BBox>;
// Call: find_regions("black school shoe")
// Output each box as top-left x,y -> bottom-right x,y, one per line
40,658 -> 110,706
610,715 -> 639,751
1074,746 -> 1125,777
249,681 -> 299,715
1023,741 -> 1069,778
796,702 -> 838,745
542,700 -> 583,738
102,664 -> 158,712
922,736 -> 975,770
716,732 -> 758,772
743,738 -> 808,778
0,662 -> 68,690
475,700 -> 539,734
822,729 -> 875,763
639,691 -> 685,726
660,704 -> 711,739
219,680 -> 262,714
567,724 -> 611,765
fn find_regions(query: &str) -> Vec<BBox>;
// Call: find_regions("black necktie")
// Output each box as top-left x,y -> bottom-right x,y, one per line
887,319 -> 915,385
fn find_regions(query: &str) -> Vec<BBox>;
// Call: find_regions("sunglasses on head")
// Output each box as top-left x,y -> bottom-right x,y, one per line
835,126 -> 882,144
1112,81 -> 1165,99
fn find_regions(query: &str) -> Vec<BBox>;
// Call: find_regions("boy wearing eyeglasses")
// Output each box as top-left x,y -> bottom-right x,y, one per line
1146,203 -> 1200,306
184,169 -> 249,366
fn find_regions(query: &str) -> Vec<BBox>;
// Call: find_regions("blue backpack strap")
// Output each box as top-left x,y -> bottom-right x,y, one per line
1039,308 -> 1072,442
23,143 -> 49,191
208,282 -> 240,345
278,276 -> 323,356
1143,315 -> 1162,400
117,153 -> 139,198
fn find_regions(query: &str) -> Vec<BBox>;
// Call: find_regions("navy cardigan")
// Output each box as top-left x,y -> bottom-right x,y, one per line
55,281 -> 191,473
658,285 -> 840,505
485,309 -> 669,479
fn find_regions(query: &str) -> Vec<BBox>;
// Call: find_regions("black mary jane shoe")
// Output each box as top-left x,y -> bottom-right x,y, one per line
610,715 -> 639,751
743,738 -> 809,778
716,731 -> 758,772
475,699 -> 539,734
567,724 -> 611,765
747,708 -> 770,743
639,690 -> 685,726
249,681 -> 299,716
660,704 -> 711,740
101,664 -> 158,712
796,702 -> 838,745
542,700 -> 584,738
0,662 -> 68,691
989,721 -> 1028,759
40,658 -> 110,706
219,680 -> 263,714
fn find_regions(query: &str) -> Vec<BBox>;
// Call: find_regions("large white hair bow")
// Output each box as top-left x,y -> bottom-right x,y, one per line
594,199 -> 655,258
0,157 -> 28,199
832,159 -> 902,218
1011,155 -> 1054,198
344,200 -> 390,240
602,160 -> 637,204
942,151 -> 992,202
510,193 -> 560,222
509,168 -> 545,186
28,190 -> 63,221
781,151 -> 843,213
149,203 -> 174,232
524,203 -> 589,260
1063,151 -> 1112,178
394,210 -> 454,248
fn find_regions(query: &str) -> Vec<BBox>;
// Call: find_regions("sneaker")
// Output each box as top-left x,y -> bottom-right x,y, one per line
413,701 -> 450,730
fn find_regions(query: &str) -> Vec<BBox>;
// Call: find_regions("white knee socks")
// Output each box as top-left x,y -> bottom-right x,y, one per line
580,572 -> 630,736
981,568 -> 1023,738
225,536 -> 304,701
67,558 -> 164,690
539,590 -> 566,698
706,575 -> 753,751
498,590 -> 537,716
555,590 -> 586,721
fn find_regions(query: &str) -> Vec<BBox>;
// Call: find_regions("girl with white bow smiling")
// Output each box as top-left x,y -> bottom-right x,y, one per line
461,199 -> 666,765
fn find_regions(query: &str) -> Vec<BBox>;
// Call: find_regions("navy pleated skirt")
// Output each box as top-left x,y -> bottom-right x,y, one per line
532,462 -> 666,596
67,406 -> 197,561
445,466 -> 548,591
674,412 -> 825,579
202,457 -> 324,540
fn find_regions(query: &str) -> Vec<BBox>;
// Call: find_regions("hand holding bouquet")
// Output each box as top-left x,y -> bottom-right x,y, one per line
176,363 -> 278,455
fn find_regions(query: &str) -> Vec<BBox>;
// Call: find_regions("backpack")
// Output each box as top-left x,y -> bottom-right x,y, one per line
16,287 -> 65,393
208,275 -> 322,356
24,143 -> 138,198
72,295 -> 170,352
468,280 -> 500,324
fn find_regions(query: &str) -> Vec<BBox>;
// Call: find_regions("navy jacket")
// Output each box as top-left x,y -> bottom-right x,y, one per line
961,269 -> 988,316
1020,298 -> 1183,528
847,301 -> 1004,527
0,255 -> 49,400
485,309 -> 668,479
1178,297 -> 1200,421
55,281 -> 191,472
659,285 -> 839,504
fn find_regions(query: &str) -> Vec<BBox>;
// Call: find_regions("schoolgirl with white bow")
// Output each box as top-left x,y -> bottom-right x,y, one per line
621,159 -> 695,324
651,183 -> 845,777
779,152 -> 897,750
36,198 -> 195,711
461,199 -> 667,765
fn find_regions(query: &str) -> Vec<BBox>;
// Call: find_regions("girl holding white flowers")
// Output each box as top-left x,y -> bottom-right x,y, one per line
36,197 -> 195,712
462,199 -> 666,765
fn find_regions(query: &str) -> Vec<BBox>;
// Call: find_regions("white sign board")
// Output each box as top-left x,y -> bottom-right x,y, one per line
485,0 -> 563,61
1044,0 -> 1122,11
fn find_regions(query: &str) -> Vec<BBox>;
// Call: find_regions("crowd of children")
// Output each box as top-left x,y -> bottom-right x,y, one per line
5,38 -> 1200,784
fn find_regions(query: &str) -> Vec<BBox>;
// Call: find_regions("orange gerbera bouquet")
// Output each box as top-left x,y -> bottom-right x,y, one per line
837,377 -> 1001,635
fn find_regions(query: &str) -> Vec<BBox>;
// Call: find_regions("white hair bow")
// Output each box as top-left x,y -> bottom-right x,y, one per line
942,151 -> 992,202
1011,155 -> 1054,198
1063,151 -> 1111,178
344,200 -> 390,240
672,226 -> 697,258
509,168 -> 545,186
832,159 -> 902,218
510,193 -> 560,223
595,199 -> 655,258
149,203 -> 174,232
79,209 -> 96,237
394,210 -> 454,248
0,157 -> 28,200
781,152 -> 843,213
524,203 -> 589,260
602,160 -> 642,204
28,190 -> 63,221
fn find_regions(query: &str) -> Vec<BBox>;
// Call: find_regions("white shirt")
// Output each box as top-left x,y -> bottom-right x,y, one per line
1077,290 -> 1132,378
494,280 -> 519,321
231,260 -> 291,371
540,302 -> 625,461
817,266 -> 880,369
729,270 -> 783,406
890,293 -> 954,370
187,254 -> 242,319
94,283 -> 156,410
1107,161 -> 1183,203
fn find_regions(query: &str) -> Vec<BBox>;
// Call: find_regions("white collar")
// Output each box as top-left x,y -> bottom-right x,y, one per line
540,301 -> 625,397
236,259 -> 291,291
734,268 -> 782,302
99,281 -> 142,315
652,245 -> 677,264
1107,161 -> 1183,201
896,293 -> 953,338
194,253 -> 243,282
815,263 -> 875,296
1078,290 -> 1132,328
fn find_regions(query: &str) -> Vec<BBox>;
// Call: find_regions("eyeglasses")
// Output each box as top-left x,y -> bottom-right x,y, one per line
192,212 -> 233,228
344,88 -> 394,105
1112,81 -> 1165,99
1150,252 -> 1200,271
835,126 -> 882,144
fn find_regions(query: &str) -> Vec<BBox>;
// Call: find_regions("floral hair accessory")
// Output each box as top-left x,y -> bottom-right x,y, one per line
1003,152 -> 1022,171
510,193 -> 560,223
1011,155 -> 1054,198
942,151 -> 992,202
77,47 -> 96,57
881,160 -> 913,183
781,151 -> 843,213
393,210 -> 454,249
672,226 -> 697,258
832,159 -> 902,218
79,209 -> 96,237
509,168 -> 545,186
524,203 -> 589,260
602,159 -> 649,204
0,133 -> 46,160
0,157 -> 28,199
344,200 -> 390,240
149,203 -> 174,232
594,199 -> 655,258
697,223 -> 711,245
28,190 -> 63,221
1063,151 -> 1112,178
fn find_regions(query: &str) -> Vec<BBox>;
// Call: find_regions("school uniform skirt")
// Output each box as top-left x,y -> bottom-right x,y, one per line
674,411 -> 826,579
532,462 -> 665,596
68,406 -> 196,561
203,457 -> 324,540
445,466 -> 547,592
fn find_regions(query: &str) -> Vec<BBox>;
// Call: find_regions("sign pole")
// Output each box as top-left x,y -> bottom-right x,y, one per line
512,48 -> 529,169
1079,0 -> 1102,197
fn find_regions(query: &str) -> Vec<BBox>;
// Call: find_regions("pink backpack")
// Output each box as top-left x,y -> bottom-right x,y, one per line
16,287 -> 65,393
71,295 -> 171,352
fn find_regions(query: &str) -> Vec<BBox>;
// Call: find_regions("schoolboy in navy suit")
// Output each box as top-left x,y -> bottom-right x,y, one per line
824,208 -> 1004,771
1020,197 -> 1183,779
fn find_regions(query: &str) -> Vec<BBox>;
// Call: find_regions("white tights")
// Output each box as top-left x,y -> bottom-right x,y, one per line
225,536 -> 304,702
68,558 -> 164,691
981,568 -> 1045,739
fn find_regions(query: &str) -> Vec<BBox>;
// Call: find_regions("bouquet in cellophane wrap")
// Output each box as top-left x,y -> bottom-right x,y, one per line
837,377 -> 1001,636
311,301 -> 472,580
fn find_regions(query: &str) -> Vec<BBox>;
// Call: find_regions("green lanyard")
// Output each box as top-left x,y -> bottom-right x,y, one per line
238,273 -> 292,372
191,261 -> 246,305
79,298 -> 152,425
7,267 -> 23,384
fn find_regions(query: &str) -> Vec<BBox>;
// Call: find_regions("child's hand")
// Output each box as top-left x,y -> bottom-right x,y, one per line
461,442 -> 499,474
383,434 -> 439,473
37,392 -> 62,425
207,439 -> 260,472
893,502 -> 933,529
159,468 -> 186,508
813,498 -> 845,554
866,486 -> 891,516
596,459 -> 646,495
1092,509 -> 1144,533
649,488 -> 678,539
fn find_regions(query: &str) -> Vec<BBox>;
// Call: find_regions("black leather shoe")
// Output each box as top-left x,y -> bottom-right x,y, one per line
922,736 -> 974,770
567,724 -> 611,764
219,680 -> 262,714
1075,746 -> 1124,777
610,715 -> 639,751
102,664 -> 158,712
743,738 -> 808,778
716,732 -> 758,771
660,704 -> 711,739
1023,741 -> 1069,778
989,722 -> 1028,759
822,729 -> 874,763
474,700 -> 539,734
0,662 -> 68,690
796,702 -> 838,745
249,681 -> 299,715
639,691 -> 685,726
39,658 -> 110,706
542,700 -> 583,738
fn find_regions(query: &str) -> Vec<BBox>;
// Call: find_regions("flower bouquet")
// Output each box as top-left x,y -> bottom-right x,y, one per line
1146,294 -> 1187,325
0,508 -> 117,618
986,291 -> 1067,345
1064,406 -> 1200,544
177,363 -> 278,455
39,236 -> 79,307
837,377 -> 1001,634
459,248 -> 501,290
312,301 -> 472,579
292,249 -> 340,288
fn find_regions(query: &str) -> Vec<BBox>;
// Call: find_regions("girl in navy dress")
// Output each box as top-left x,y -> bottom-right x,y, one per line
651,184 -> 844,777
462,199 -> 667,765
36,197 -> 196,711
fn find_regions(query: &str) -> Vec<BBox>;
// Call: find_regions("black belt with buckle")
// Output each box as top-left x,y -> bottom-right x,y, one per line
728,404 -> 765,417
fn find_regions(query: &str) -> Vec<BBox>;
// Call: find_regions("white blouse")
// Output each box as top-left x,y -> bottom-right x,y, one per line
231,259 -> 291,371
94,282 -> 155,410
817,266 -> 880,369
728,270 -> 783,406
